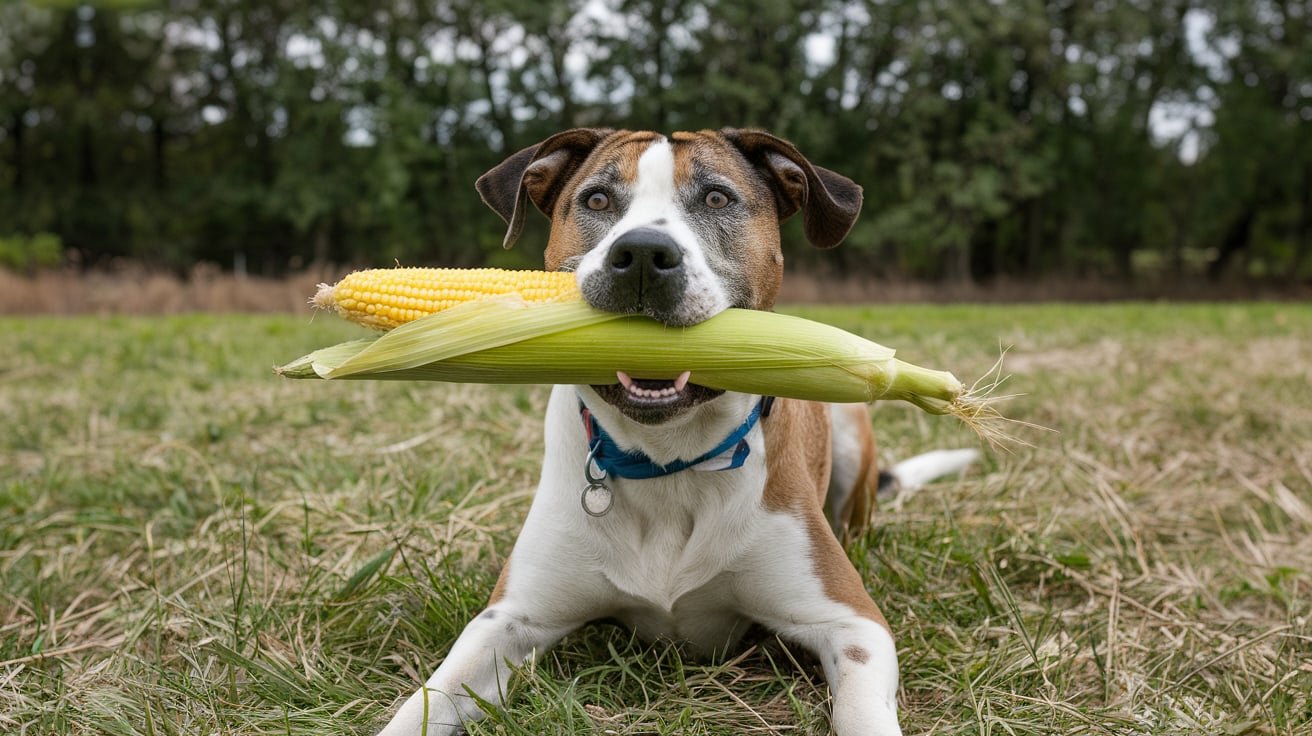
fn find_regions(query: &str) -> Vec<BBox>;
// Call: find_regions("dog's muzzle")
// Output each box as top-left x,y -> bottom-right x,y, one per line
584,227 -> 688,325
579,226 -> 725,422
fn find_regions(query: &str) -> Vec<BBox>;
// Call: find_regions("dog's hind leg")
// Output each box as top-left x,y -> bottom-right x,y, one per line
825,403 -> 880,544
879,448 -> 980,507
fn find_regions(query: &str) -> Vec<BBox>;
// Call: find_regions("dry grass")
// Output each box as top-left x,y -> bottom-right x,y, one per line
1,303 -> 1309,735
774,272 -> 1312,304
0,264 -> 328,315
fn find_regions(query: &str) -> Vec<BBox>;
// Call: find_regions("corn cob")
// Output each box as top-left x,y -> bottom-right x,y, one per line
313,267 -> 580,330
281,306 -> 964,411
285,276 -> 1004,435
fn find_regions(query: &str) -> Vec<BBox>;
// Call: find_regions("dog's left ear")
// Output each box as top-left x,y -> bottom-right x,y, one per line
476,128 -> 615,249
721,128 -> 863,249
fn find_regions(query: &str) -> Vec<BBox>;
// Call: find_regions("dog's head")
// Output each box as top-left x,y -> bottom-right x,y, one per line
476,128 -> 862,424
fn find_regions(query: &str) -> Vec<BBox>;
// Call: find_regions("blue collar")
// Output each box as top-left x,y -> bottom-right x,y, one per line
579,397 -> 772,480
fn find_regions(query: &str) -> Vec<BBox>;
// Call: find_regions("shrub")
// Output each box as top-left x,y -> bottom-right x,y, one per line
0,232 -> 64,272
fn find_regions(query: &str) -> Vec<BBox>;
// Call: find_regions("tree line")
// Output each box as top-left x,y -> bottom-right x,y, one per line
1,0 -> 1310,284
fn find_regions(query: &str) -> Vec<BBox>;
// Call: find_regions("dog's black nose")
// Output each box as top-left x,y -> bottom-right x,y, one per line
580,227 -> 698,324
601,227 -> 688,318
608,227 -> 684,275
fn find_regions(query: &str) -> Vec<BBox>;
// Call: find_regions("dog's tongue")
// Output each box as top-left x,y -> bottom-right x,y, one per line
616,371 -> 691,391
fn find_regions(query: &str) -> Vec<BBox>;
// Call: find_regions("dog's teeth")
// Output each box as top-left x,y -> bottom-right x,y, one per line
620,378 -> 685,401
674,371 -> 691,391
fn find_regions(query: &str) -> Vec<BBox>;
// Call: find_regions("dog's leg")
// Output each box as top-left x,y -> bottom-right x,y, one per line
778,615 -> 902,736
379,385 -> 617,735
375,594 -> 575,736
743,515 -> 903,736
825,403 -> 880,543
377,530 -> 610,735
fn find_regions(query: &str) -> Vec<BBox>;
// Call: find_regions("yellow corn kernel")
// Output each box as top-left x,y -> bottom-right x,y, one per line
312,267 -> 581,330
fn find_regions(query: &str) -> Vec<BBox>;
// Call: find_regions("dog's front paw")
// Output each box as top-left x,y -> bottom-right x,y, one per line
831,702 -> 902,736
374,687 -> 471,736
375,714 -> 464,736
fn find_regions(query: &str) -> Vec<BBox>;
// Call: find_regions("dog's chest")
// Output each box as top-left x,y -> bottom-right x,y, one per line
589,460 -> 766,616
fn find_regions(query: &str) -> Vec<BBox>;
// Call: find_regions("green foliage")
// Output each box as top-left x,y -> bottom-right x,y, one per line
0,1 -> 1309,281
0,232 -> 63,271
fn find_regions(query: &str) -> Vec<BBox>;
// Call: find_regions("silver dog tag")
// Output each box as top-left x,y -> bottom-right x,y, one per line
580,481 -> 614,517
581,445 -> 613,517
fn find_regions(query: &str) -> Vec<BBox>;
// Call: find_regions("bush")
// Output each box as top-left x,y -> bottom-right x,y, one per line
0,233 -> 64,272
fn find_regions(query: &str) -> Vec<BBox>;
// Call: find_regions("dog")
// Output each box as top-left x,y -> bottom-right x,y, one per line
376,128 -> 977,736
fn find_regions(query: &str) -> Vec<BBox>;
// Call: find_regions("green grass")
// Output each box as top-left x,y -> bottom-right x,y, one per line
2,303 -> 1310,735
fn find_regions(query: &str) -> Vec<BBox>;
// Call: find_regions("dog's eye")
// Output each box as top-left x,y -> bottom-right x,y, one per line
586,192 -> 610,211
704,190 -> 730,209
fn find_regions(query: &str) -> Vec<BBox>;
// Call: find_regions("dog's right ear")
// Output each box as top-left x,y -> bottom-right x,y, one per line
476,128 -> 615,249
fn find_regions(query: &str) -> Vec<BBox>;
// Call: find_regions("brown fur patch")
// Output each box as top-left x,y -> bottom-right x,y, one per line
691,130 -> 785,308
761,399 -> 889,630
669,131 -> 701,190
610,131 -> 663,183
761,398 -> 832,512
844,645 -> 870,664
488,553 -> 512,605
543,216 -> 590,271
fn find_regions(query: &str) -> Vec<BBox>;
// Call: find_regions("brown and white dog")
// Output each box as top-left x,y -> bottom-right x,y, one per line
377,129 -> 977,736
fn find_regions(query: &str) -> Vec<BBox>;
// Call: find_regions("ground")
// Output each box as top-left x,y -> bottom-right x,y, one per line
1,303 -> 1309,735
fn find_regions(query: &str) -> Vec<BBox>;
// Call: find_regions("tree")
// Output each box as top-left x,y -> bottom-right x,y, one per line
0,0 -> 1306,285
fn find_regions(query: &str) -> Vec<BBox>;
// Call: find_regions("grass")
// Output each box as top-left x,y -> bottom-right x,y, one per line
1,303 -> 1310,735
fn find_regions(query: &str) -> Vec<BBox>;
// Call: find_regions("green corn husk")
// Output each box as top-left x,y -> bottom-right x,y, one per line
278,297 -> 987,419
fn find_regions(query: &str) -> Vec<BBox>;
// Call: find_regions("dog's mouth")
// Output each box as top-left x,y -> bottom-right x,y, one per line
590,370 -> 724,423
618,370 -> 691,403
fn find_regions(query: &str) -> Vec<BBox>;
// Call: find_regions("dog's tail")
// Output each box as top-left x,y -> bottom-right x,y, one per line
877,448 -> 980,502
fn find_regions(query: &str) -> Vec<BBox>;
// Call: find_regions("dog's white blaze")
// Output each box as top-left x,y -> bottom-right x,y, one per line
626,138 -> 679,224
574,139 -> 732,323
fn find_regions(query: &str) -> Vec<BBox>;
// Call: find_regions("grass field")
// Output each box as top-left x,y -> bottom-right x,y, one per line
2,303 -> 1310,735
